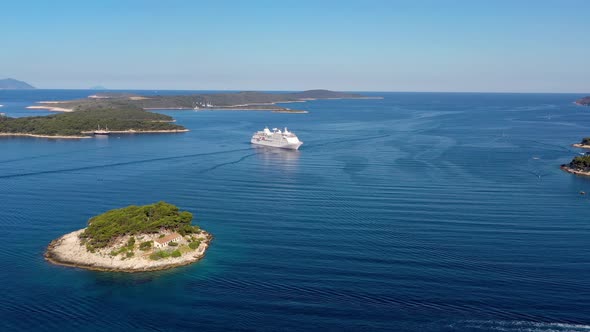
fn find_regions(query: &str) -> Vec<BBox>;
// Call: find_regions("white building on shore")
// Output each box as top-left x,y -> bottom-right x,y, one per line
154,232 -> 182,248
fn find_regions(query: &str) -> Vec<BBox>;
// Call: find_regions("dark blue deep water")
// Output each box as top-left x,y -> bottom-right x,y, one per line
1,90 -> 590,331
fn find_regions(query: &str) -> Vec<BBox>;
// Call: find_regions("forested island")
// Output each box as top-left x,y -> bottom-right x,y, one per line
0,104 -> 187,138
45,202 -> 212,272
33,89 -> 376,112
0,78 -> 35,89
575,96 -> 590,106
572,137 -> 590,149
563,137 -> 590,176
561,155 -> 590,177
0,89 -> 375,139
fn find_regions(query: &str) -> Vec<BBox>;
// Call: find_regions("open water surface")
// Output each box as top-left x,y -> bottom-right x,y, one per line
1,90 -> 589,331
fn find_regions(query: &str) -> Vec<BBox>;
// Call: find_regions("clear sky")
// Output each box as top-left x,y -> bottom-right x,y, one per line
2,0 -> 589,92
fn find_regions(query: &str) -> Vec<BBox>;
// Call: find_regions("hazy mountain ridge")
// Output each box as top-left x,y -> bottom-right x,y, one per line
0,78 -> 35,89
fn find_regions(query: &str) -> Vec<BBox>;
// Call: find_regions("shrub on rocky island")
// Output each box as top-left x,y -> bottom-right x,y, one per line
79,201 -> 198,250
139,241 -> 152,251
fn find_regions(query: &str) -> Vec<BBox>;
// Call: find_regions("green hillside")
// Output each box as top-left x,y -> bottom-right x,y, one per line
80,202 -> 200,250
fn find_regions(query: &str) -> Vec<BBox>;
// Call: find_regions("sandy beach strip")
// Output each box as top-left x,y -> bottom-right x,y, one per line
26,105 -> 73,112
143,107 -> 193,110
145,106 -> 306,112
272,110 -> 308,113
203,107 -> 306,113
80,129 -> 190,134
0,133 -> 90,139
572,143 -> 590,149
0,129 -> 188,139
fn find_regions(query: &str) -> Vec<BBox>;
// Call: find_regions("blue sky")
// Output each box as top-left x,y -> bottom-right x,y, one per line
2,0 -> 589,92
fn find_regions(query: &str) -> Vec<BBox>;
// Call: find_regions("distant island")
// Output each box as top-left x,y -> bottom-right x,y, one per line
89,85 -> 107,90
45,202 -> 212,272
575,96 -> 590,106
572,137 -> 590,149
0,78 -> 35,89
0,89 -> 377,139
563,137 -> 590,176
33,89 -> 378,113
561,155 -> 590,177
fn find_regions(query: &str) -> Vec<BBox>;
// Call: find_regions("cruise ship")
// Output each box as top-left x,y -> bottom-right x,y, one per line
251,127 -> 303,150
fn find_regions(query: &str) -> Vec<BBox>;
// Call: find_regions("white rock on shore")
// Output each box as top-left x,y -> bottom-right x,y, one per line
572,143 -> 590,149
26,105 -> 73,112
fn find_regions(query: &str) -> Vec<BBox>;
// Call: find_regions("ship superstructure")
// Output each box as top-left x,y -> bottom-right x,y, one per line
251,127 -> 303,150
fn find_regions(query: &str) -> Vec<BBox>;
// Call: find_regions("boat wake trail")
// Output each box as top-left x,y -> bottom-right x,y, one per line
197,153 -> 256,174
0,146 -> 109,164
0,148 -> 252,180
304,134 -> 390,150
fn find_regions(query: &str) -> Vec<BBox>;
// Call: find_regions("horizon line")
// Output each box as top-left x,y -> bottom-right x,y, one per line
6,88 -> 588,95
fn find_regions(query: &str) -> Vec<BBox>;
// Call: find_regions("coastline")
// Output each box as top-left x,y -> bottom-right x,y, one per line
144,107 -> 193,110
572,143 -> 590,149
145,106 -> 307,112
0,129 -> 189,139
27,105 -> 73,112
32,96 -> 378,113
204,107 -> 307,113
144,106 -> 309,113
80,129 -> 190,134
45,229 -> 212,273
273,110 -> 308,113
0,133 -> 90,139
560,165 -> 590,177
297,96 -> 383,101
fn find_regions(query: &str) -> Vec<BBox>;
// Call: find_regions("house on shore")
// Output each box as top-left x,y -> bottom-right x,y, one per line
154,232 -> 182,248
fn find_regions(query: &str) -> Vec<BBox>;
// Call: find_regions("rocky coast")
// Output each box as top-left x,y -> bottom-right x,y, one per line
46,229 -> 212,272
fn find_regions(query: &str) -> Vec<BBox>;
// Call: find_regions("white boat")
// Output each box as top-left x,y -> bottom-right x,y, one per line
93,125 -> 110,135
251,127 -> 303,150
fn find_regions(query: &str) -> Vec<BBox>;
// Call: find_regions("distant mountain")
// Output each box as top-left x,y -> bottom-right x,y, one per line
89,86 -> 107,90
0,78 -> 35,89
575,96 -> 590,106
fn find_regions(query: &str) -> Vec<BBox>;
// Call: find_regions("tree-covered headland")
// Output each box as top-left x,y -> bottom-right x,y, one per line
0,104 -> 185,136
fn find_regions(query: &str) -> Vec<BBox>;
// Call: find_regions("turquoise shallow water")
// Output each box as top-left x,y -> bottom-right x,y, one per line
1,90 -> 590,331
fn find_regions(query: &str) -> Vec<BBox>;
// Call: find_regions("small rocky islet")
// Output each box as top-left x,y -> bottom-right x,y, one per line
562,135 -> 590,177
45,202 -> 212,272
560,99 -> 590,177
575,96 -> 590,106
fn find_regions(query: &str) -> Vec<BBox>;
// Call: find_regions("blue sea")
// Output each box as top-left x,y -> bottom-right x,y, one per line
1,90 -> 589,331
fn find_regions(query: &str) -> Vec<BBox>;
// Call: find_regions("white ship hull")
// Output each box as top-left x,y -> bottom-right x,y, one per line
251,138 -> 303,150
251,127 -> 303,150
